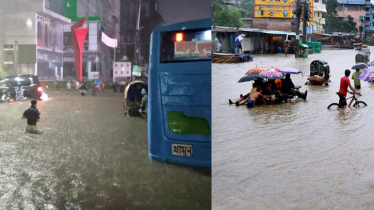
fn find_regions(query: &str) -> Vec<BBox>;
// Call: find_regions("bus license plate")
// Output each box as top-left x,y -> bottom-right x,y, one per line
172,144 -> 193,157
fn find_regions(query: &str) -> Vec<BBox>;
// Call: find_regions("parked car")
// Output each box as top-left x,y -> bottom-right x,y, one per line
0,75 -> 44,100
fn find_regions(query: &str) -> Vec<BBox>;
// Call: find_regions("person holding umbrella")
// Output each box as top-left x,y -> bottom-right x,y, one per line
229,76 -> 263,105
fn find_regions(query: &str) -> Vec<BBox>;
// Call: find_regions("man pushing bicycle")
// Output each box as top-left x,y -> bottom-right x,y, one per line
339,70 -> 360,107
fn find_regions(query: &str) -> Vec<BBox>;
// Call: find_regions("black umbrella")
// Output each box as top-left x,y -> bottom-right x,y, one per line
238,74 -> 261,83
352,63 -> 369,69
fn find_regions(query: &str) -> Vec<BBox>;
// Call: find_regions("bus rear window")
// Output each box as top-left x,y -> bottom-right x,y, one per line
160,29 -> 211,62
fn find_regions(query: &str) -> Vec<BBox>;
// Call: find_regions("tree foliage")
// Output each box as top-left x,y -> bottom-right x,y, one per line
212,0 -> 245,27
324,0 -> 357,33
238,0 -> 255,18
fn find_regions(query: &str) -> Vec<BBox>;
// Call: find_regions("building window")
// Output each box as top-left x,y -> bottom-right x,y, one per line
45,24 -> 49,47
45,0 -> 63,15
314,0 -> 318,3
37,21 -> 43,39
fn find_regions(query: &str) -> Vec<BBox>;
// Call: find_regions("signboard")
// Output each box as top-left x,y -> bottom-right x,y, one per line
113,62 -> 132,77
88,72 -> 100,80
101,32 -> 117,48
174,41 -> 211,59
306,26 -> 312,34
132,65 -> 141,77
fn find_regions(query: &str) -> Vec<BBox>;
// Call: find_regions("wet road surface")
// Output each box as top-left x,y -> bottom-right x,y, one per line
213,47 -> 374,209
0,90 -> 211,210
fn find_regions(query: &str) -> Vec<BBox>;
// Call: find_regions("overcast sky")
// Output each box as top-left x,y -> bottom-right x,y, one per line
158,0 -> 211,25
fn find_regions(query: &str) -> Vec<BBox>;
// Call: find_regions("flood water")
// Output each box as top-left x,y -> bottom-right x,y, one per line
0,91 -> 211,210
212,47 -> 374,209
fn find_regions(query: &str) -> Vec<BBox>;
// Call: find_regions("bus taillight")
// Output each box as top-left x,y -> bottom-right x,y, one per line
175,33 -> 184,42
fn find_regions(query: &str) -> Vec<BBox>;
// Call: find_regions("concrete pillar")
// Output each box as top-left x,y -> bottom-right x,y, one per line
87,60 -> 92,76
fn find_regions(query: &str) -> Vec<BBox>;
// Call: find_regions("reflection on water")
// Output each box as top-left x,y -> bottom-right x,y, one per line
213,47 -> 374,209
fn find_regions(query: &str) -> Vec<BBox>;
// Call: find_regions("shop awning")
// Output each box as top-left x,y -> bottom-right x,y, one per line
299,43 -> 309,48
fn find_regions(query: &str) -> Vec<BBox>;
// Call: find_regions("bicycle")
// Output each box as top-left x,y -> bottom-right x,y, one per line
327,92 -> 367,109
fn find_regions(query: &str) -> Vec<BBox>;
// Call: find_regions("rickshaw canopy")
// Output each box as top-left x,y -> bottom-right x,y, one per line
310,60 -> 329,77
124,80 -> 148,102
356,52 -> 369,63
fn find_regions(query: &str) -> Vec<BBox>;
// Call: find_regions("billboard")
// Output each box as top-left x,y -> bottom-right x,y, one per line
254,0 -> 313,22
255,5 -> 293,18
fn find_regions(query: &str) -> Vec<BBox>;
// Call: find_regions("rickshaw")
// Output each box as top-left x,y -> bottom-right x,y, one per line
306,60 -> 330,86
123,80 -> 148,117
354,43 -> 362,50
356,51 -> 370,64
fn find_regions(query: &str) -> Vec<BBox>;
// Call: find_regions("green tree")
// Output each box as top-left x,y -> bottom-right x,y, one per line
212,0 -> 245,27
324,0 -> 340,33
238,0 -> 255,18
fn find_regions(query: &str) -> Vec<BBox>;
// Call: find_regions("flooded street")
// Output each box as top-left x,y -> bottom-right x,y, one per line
213,47 -> 374,209
0,91 -> 210,210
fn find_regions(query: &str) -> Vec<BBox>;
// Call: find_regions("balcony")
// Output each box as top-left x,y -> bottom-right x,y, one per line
314,3 -> 327,13
314,17 -> 326,25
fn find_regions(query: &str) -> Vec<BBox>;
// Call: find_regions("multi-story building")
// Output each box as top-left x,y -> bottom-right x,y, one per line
337,0 -> 366,31
119,0 -> 140,64
62,0 -> 120,80
364,4 -> 374,35
0,0 -> 71,79
119,0 -> 159,66
313,0 -> 327,34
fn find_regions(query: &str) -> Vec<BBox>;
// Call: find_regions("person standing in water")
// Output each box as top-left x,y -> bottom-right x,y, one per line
22,100 -> 40,133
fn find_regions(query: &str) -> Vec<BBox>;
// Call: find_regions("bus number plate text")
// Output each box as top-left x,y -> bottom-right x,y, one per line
172,144 -> 193,157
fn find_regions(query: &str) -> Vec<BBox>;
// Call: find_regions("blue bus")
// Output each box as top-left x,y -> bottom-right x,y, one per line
148,19 -> 211,167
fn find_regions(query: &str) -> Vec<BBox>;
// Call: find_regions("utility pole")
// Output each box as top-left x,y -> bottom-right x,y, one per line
134,0 -> 141,65
295,0 -> 300,58
303,2 -> 307,44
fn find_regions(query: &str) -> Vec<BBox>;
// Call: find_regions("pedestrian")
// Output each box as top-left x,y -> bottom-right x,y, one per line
284,42 -> 289,56
113,82 -> 118,92
265,42 -> 269,53
101,82 -> 105,92
79,80 -> 88,96
54,77 -> 59,90
22,99 -> 40,133
92,80 -> 96,96
351,69 -> 361,89
74,80 -> 80,90
67,80 -> 71,90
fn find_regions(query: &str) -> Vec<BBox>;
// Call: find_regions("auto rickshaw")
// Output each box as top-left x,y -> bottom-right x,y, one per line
306,60 -> 330,86
123,80 -> 148,117
356,51 -> 370,64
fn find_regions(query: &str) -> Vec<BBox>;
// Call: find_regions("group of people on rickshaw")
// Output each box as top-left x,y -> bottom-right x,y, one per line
229,74 -> 308,108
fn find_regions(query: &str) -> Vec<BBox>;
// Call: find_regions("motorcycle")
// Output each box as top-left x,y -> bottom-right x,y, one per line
80,89 -> 87,96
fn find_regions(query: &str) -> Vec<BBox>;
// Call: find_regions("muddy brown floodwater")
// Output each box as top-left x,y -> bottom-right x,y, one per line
213,47 -> 374,209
